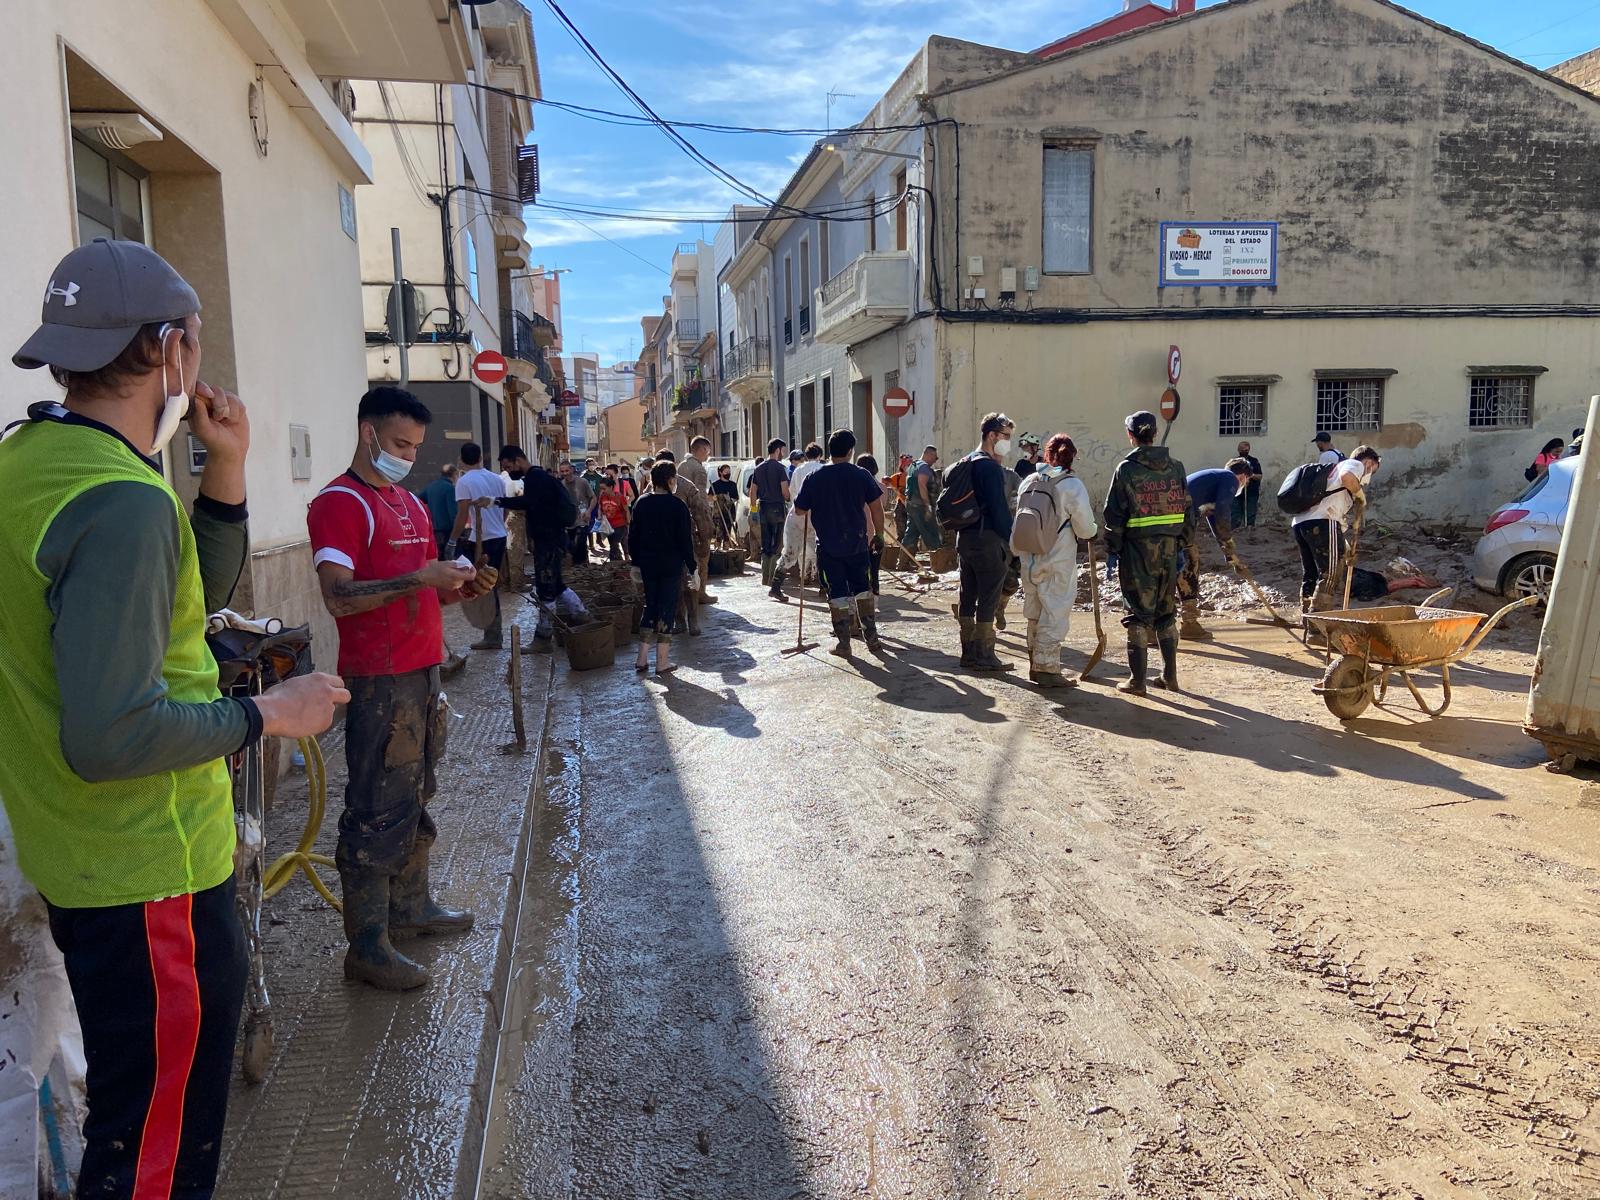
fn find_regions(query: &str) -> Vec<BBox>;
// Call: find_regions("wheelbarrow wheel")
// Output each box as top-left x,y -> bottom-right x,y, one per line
241,1010 -> 274,1084
1321,654 -> 1373,720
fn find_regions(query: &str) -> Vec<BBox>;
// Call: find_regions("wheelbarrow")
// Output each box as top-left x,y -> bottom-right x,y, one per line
1307,588 -> 1540,720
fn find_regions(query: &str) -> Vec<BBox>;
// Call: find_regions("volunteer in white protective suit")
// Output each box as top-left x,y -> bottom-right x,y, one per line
769,443 -> 824,600
1012,433 -> 1098,690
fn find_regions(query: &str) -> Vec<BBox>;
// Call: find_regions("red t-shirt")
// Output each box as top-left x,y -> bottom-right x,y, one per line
308,472 -> 443,677
599,491 -> 628,528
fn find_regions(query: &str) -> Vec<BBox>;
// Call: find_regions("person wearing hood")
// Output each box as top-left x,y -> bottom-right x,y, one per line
3,240 -> 349,1195
1103,410 -> 1194,694
1013,434 -> 1098,689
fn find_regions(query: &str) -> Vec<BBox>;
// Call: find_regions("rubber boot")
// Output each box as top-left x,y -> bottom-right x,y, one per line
768,566 -> 788,602
857,594 -> 882,653
389,837 -> 474,937
969,621 -> 1011,672
1028,621 -> 1074,689
685,588 -> 701,637
760,554 -> 774,586
995,592 -> 1011,632
471,608 -> 503,651
1155,633 -> 1181,692
829,607 -> 853,658
655,639 -> 675,675
959,616 -> 979,667
1119,639 -> 1150,696
1179,601 -> 1213,642
340,869 -> 429,991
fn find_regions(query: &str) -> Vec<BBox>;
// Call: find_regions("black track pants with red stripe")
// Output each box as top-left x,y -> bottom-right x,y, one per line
47,876 -> 247,1199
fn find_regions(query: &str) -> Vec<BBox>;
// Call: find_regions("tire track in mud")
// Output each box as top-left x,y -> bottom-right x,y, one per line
986,662 -> 1600,1197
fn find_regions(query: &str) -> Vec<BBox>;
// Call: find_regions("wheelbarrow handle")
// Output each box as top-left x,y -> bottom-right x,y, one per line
1455,594 -> 1542,660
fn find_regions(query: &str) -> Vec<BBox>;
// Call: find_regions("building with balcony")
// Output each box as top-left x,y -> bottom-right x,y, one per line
2,0 -> 483,692
353,0 -> 542,483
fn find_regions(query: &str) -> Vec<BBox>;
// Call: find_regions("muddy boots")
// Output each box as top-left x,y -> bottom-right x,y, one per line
760,554 -> 774,587
682,587 -> 701,636
969,621 -> 1011,672
857,594 -> 882,653
829,602 -> 853,658
958,615 -> 978,667
470,604 -> 503,652
390,835 -> 474,937
995,592 -> 1011,632
1155,632 -> 1181,692
341,869 -> 429,991
768,564 -> 788,602
1179,601 -> 1213,642
1027,619 -> 1074,690
1119,632 -> 1150,696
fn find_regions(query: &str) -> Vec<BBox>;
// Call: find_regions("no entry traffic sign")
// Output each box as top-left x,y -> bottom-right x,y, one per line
883,386 -> 913,418
1160,387 -> 1181,422
472,349 -> 508,385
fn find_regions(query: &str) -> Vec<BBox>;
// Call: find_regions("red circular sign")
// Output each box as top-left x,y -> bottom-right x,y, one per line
1160,387 -> 1181,422
472,349 -> 508,384
883,386 -> 912,418
1167,345 -> 1182,385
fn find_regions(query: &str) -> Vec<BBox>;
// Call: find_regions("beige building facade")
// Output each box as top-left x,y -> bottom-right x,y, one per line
817,0 -> 1600,524
0,0 -> 476,661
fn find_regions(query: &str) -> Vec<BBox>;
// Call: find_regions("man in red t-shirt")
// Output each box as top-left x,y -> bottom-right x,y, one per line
307,386 -> 493,990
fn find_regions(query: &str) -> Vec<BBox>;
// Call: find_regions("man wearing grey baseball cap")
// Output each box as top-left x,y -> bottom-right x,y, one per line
0,239 -> 349,1198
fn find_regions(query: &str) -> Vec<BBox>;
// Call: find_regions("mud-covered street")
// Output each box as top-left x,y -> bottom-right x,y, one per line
465,550 -> 1600,1200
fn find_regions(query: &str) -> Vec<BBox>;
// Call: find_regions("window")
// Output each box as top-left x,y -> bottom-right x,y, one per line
865,194 -> 876,252
463,228 -> 480,303
783,255 -> 793,346
72,135 -> 147,245
799,238 -> 811,336
786,388 -> 797,446
1043,144 -> 1093,274
1469,376 -> 1534,429
821,375 -> 834,436
894,168 -> 908,252
819,220 -> 830,283
1218,385 -> 1268,437
1315,377 -> 1383,433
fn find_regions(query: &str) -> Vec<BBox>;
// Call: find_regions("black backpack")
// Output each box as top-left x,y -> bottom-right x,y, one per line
936,454 -> 984,532
1276,461 -> 1339,515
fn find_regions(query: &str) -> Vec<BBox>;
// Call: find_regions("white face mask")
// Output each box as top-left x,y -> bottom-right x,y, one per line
994,438 -> 1013,457
366,427 -> 413,484
152,326 -> 191,454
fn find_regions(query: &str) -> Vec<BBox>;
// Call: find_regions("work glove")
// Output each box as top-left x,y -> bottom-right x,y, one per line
1221,537 -> 1241,568
870,533 -> 886,553
461,565 -> 499,599
1105,553 -> 1120,582
687,571 -> 700,591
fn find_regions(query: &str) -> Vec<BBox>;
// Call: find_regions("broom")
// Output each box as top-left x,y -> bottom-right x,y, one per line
781,512 -> 820,656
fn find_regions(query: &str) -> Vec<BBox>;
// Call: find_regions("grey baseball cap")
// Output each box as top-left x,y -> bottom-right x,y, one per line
13,238 -> 199,372
1125,410 -> 1159,438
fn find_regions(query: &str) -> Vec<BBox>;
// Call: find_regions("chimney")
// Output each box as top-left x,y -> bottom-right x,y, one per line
1173,0 -> 1196,11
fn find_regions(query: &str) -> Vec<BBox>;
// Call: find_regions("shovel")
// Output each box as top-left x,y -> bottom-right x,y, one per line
781,512 -> 820,656
1083,538 -> 1107,678
1227,553 -> 1296,629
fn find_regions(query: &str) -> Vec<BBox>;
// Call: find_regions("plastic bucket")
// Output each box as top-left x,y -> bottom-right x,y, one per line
564,621 -> 615,671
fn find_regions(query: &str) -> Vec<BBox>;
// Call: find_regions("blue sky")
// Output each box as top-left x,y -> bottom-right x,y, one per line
524,0 -> 1600,368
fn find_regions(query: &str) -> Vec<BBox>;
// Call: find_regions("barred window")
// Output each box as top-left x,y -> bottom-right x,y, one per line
1315,378 -> 1383,433
1218,385 -> 1267,437
1469,376 -> 1533,429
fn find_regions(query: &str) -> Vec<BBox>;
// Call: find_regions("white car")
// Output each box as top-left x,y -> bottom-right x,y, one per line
1471,456 -> 1574,600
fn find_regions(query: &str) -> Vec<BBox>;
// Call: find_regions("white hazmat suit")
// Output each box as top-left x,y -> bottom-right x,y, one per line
1013,466 -> 1098,673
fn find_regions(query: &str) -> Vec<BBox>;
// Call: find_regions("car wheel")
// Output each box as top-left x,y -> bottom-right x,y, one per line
1503,552 -> 1558,603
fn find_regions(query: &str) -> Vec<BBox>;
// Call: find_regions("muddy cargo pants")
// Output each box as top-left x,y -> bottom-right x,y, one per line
1118,535 -> 1181,643
338,666 -> 445,875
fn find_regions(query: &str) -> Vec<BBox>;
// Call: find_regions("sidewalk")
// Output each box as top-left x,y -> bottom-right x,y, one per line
215,599 -> 554,1200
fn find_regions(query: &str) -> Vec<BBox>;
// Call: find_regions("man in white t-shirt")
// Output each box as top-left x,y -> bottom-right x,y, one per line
450,441 -> 511,649
771,442 -> 824,598
1292,445 -> 1381,613
1314,430 -> 1344,467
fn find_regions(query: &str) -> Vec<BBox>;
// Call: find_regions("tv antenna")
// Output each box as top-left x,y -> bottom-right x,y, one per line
826,87 -> 858,132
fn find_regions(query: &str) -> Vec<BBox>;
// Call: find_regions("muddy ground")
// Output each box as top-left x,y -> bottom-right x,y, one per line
470,538 -> 1598,1199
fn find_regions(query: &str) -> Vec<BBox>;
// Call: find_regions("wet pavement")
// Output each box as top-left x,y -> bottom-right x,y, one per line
222,566 -> 1600,1199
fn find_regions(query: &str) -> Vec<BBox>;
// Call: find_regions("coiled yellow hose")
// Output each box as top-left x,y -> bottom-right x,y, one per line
262,735 -> 341,910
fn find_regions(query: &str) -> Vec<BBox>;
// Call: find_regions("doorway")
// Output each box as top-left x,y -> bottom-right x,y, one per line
799,381 -> 816,447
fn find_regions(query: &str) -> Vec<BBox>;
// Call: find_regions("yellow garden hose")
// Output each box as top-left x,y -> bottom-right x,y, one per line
262,735 -> 342,911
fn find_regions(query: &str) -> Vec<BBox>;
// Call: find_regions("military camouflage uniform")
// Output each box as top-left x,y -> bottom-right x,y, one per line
1103,445 -> 1194,645
674,454 -> 715,632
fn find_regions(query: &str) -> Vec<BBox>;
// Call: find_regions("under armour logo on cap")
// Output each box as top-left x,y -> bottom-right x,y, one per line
44,280 -> 80,308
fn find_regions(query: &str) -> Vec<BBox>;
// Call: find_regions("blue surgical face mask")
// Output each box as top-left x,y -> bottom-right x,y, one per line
366,428 -> 412,484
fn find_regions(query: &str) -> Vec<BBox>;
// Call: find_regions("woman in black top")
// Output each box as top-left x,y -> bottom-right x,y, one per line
628,460 -> 696,674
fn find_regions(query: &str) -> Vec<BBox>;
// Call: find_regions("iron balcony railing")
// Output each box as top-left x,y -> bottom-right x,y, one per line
502,310 -> 556,386
675,318 -> 701,343
727,335 -> 771,381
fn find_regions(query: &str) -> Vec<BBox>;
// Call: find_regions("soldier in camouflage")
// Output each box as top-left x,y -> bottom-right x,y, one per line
1102,410 -> 1194,695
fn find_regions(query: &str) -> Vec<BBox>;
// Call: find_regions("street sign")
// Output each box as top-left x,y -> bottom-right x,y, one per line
559,388 -> 580,407
472,349 -> 507,385
1167,345 -> 1182,385
883,386 -> 913,418
1160,387 -> 1181,422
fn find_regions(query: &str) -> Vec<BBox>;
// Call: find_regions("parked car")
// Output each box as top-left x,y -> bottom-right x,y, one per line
1471,456 -> 1574,600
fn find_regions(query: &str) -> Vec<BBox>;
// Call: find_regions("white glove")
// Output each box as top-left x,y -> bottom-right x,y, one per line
687,571 -> 701,591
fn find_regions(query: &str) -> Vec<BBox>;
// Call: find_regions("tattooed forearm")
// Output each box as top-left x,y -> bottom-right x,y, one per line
326,572 -> 421,617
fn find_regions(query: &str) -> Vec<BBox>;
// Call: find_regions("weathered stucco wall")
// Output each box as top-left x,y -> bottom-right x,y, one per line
929,0 -> 1600,311
933,315 -> 1599,527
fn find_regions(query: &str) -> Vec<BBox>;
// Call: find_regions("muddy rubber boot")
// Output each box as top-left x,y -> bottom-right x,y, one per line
969,621 -> 1011,672
768,566 -> 788,602
1119,640 -> 1150,696
340,870 -> 429,991
1155,633 -> 1181,692
655,639 -> 675,675
390,839 -> 474,937
685,589 -> 701,637
763,554 -> 778,586
857,595 -> 882,653
1179,602 -> 1213,642
995,593 -> 1010,632
829,608 -> 853,658
959,616 -> 979,667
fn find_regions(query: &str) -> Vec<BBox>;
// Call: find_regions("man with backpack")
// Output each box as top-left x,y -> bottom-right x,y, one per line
1011,434 -> 1097,689
496,461 -> 590,651
1314,430 -> 1344,467
938,412 -> 1015,671
1287,446 -> 1382,614
1176,459 -> 1255,641
1103,410 -> 1193,695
